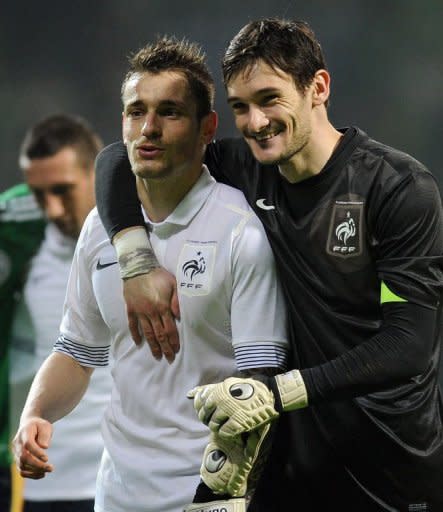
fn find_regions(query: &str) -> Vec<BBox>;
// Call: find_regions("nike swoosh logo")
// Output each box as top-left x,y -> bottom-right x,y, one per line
256,198 -> 275,210
96,260 -> 118,270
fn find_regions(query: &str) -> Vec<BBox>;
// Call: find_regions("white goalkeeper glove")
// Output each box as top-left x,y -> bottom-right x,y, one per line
187,371 -> 308,438
201,424 -> 271,497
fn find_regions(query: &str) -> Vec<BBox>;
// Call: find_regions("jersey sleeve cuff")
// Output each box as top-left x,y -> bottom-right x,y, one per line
54,334 -> 110,367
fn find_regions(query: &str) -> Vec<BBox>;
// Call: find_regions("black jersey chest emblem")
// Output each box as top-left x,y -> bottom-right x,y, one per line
326,201 -> 363,258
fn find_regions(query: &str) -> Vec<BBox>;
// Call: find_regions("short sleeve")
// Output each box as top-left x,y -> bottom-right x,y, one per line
230,213 -> 288,371
56,212 -> 111,367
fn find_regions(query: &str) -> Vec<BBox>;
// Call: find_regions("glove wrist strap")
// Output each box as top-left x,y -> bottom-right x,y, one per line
274,369 -> 308,411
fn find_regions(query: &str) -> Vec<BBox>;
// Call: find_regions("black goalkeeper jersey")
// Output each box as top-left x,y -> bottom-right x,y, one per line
95,127 -> 443,511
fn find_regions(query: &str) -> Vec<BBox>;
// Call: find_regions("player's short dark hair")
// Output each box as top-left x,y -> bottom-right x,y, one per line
121,36 -> 215,122
222,18 -> 327,96
19,114 -> 103,171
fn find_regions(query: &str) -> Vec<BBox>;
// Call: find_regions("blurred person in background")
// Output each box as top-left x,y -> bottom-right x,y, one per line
93,18 -> 443,511
0,184 -> 45,512
6,114 -> 112,512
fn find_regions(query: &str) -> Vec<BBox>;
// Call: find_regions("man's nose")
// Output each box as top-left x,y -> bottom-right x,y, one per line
141,113 -> 161,138
248,106 -> 270,133
44,193 -> 65,221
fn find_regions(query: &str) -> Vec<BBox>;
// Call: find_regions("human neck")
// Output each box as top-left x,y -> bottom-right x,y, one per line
137,164 -> 203,223
279,120 -> 343,184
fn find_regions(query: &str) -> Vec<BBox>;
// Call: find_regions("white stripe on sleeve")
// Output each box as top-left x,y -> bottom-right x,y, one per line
53,334 -> 110,367
234,343 -> 288,372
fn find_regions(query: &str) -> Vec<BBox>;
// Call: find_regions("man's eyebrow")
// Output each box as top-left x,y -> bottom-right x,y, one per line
125,99 -> 188,110
125,99 -> 145,110
227,87 -> 279,104
158,99 -> 187,110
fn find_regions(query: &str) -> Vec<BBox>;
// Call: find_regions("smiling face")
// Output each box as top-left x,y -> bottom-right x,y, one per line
122,70 -> 214,182
227,59 -> 315,167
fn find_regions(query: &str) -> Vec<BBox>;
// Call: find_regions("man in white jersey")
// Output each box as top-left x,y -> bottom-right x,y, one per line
14,114 -> 113,512
13,38 -> 288,512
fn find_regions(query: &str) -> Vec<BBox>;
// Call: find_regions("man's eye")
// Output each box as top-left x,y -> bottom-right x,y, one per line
128,110 -> 143,118
162,108 -> 180,117
262,95 -> 278,105
51,185 -> 71,196
231,103 -> 247,113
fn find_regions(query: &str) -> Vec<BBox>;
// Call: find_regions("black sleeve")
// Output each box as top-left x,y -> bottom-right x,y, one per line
373,170 -> 443,308
94,141 -> 143,241
204,137 -> 255,189
95,138 -> 254,241
301,301 -> 440,403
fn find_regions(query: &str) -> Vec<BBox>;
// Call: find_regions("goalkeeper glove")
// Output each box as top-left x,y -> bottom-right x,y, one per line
187,370 -> 308,438
201,424 -> 271,497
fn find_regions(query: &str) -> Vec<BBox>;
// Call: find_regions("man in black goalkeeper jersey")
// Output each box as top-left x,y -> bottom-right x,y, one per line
94,18 -> 443,512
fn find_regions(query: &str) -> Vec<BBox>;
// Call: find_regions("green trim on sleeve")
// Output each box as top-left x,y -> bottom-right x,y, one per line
380,281 -> 407,304
0,183 -> 30,203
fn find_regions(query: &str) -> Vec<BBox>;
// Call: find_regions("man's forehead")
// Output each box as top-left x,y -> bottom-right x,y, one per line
233,60 -> 290,83
227,60 -> 293,94
123,70 -> 191,103
23,148 -> 84,185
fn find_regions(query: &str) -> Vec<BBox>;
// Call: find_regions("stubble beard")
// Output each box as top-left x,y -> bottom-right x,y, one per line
273,123 -> 311,167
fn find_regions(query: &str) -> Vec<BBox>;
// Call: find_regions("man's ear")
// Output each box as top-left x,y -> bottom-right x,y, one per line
200,111 -> 218,144
311,69 -> 330,107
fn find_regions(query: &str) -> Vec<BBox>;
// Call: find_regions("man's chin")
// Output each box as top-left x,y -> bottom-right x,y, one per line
246,140 -> 284,166
249,149 -> 282,166
133,164 -> 161,179
54,222 -> 78,239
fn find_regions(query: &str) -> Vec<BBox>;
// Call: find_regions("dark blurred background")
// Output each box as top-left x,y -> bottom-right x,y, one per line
1,0 -> 442,190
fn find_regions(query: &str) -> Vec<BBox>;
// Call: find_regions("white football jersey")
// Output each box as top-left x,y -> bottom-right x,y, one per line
23,223 -> 113,500
56,167 -> 288,512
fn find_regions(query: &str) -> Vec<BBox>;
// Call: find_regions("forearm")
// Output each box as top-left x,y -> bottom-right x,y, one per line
94,141 -> 143,240
239,365 -> 283,378
301,301 -> 436,404
189,301 -> 437,436
20,352 -> 93,425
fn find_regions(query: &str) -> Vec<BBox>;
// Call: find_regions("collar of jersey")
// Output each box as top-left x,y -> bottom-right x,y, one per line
142,165 -> 216,235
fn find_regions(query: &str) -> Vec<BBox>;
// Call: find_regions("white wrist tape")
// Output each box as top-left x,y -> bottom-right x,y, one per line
184,498 -> 246,512
275,369 -> 308,411
113,228 -> 159,279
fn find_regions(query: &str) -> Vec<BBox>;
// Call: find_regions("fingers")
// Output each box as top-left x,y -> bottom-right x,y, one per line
13,424 -> 54,480
127,312 -> 142,345
138,314 -> 177,363
122,271 -> 181,362
186,387 -> 198,399
188,386 -> 219,426
36,424 -> 52,450
145,315 -> 177,363
161,310 -> 179,353
138,315 -> 162,360
18,450 -> 54,479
